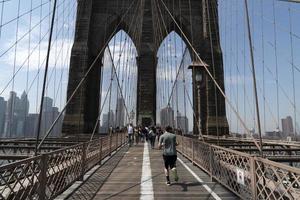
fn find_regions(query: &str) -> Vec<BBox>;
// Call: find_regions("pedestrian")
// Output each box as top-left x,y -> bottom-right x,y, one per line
158,126 -> 179,186
143,127 -> 149,142
149,127 -> 156,149
138,126 -> 144,142
157,127 -> 163,142
134,127 -> 139,145
127,123 -> 133,147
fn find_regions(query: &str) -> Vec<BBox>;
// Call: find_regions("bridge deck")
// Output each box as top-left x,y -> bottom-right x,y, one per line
69,142 -> 238,200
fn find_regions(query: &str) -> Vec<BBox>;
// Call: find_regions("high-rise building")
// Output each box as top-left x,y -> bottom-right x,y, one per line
3,91 -> 30,138
103,110 -> 115,127
4,91 -> 18,137
160,106 -> 174,128
0,97 -> 7,135
43,97 -> 53,112
40,97 -> 61,137
25,114 -> 39,137
15,91 -> 29,137
282,116 -> 294,137
115,98 -> 125,128
176,113 -> 188,134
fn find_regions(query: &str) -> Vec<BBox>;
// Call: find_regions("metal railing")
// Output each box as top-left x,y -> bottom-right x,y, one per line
0,132 -> 126,200
177,135 -> 300,200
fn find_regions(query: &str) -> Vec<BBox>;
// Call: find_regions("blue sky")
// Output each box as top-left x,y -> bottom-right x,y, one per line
219,0 -> 300,133
0,0 -> 76,113
0,0 -> 299,134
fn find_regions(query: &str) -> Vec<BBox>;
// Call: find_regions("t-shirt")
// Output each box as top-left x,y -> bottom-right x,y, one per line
128,125 -> 133,135
159,132 -> 177,156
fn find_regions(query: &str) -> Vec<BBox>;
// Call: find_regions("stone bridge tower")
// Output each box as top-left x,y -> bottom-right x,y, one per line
63,0 -> 229,136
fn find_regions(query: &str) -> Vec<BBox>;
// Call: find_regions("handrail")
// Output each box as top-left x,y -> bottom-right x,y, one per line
177,135 -> 300,200
0,132 -> 127,200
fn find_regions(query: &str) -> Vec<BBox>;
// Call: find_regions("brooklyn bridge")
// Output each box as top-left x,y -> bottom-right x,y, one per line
0,0 -> 300,199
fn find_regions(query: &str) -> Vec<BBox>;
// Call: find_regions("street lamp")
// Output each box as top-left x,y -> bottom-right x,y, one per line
188,61 -> 208,138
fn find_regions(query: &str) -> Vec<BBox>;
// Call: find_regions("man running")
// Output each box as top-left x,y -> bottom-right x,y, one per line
158,126 -> 179,186
127,123 -> 134,147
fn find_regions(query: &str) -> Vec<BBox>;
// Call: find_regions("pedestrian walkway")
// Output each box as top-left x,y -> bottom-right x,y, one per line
70,142 -> 238,200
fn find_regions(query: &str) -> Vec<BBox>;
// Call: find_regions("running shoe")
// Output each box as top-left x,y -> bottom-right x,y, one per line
166,181 -> 171,186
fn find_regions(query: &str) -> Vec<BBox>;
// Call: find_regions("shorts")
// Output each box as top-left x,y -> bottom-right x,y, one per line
163,155 -> 177,169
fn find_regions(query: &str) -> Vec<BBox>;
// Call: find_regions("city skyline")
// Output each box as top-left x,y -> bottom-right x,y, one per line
0,90 -> 62,138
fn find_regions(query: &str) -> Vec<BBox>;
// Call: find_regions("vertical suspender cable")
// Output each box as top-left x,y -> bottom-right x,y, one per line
244,0 -> 263,157
24,0 -> 33,138
235,1 -> 239,135
288,7 -> 297,136
9,0 -> 21,137
260,0 -> 266,133
272,0 -> 280,129
35,0 -> 57,155
107,36 -> 116,132
179,0 -> 188,135
0,0 -> 4,38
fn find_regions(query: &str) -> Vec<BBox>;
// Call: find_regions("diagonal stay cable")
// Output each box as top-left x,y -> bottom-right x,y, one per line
157,0 -> 262,152
89,0 -> 143,140
37,0 -> 138,150
166,47 -> 188,107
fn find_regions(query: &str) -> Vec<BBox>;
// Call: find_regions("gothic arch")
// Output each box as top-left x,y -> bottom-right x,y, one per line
63,0 -> 228,135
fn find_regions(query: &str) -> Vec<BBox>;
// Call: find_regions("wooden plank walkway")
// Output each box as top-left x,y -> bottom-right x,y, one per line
89,142 -> 238,200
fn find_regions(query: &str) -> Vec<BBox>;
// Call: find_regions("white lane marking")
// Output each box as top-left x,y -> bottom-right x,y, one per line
177,157 -> 222,200
140,142 -> 154,200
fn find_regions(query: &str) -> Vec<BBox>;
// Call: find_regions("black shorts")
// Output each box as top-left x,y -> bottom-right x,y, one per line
163,155 -> 177,169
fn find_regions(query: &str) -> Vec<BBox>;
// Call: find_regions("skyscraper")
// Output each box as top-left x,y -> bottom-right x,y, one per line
160,106 -> 175,128
25,114 -> 39,137
15,91 -> 29,137
115,98 -> 125,128
43,97 -> 53,112
0,97 -> 7,135
3,91 -> 30,138
102,110 -> 115,133
4,91 -> 18,137
40,97 -> 61,137
282,116 -> 294,137
176,113 -> 189,134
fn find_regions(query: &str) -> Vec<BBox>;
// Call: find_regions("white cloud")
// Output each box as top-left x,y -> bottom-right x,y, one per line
2,38 -> 73,71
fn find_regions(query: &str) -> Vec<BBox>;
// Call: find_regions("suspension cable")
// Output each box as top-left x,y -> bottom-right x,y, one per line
157,0 -> 262,152
37,0 -> 138,150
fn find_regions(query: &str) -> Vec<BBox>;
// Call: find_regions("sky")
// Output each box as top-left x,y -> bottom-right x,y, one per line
219,0 -> 300,134
0,0 -> 300,134
0,0 -> 76,113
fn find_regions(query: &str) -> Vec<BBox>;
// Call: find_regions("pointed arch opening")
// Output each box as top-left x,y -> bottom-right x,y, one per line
156,31 -> 193,135
99,30 -> 138,133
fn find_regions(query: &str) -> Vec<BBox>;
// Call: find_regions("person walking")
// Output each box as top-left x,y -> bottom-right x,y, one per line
158,126 -> 179,186
157,127 -> 163,142
127,123 -> 134,147
149,127 -> 156,149
134,126 -> 139,145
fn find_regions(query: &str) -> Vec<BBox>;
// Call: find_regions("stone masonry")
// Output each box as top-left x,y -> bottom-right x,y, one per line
63,0 -> 229,136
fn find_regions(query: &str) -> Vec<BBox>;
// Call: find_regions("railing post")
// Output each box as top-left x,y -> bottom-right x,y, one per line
99,138 -> 103,164
209,146 -> 213,181
250,157 -> 257,199
116,132 -> 119,148
80,143 -> 87,181
181,135 -> 184,153
38,154 -> 48,200
192,140 -> 195,164
120,131 -> 122,145
115,132 -> 118,150
109,129 -> 112,155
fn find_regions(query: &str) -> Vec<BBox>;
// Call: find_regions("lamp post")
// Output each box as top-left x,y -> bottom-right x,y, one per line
188,61 -> 208,138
